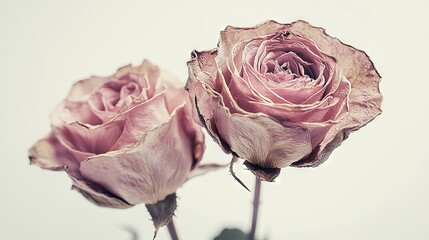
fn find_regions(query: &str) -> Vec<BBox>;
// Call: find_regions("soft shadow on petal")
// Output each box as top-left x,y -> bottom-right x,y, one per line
187,49 -> 219,90
219,20 -> 288,56
290,20 -> 382,125
80,107 -> 194,205
111,92 -> 170,149
159,69 -> 185,89
51,101 -> 102,127
115,60 -> 161,95
187,52 -> 232,153
163,87 -> 189,114
68,170 -> 133,209
213,102 -> 312,168
171,89 -> 206,168
66,76 -> 109,102
56,120 -> 125,157
290,20 -> 382,167
28,131 -> 80,176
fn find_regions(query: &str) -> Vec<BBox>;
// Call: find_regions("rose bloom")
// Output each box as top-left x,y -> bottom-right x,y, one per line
186,20 -> 382,180
29,60 -> 204,207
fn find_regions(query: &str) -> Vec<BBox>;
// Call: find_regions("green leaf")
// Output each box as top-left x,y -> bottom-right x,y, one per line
213,228 -> 247,240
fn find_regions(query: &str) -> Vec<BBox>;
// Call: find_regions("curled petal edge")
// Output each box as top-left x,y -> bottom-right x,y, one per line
67,169 -> 133,209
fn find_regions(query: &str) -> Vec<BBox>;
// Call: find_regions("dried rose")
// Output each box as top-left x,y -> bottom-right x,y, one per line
29,60 -> 205,208
186,20 -> 382,181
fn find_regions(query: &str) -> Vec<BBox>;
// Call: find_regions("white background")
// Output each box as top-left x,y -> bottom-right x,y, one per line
1,0 -> 428,239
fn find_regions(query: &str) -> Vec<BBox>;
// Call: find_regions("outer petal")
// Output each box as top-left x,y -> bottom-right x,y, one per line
111,92 -> 170,149
213,100 -> 312,168
219,20 -> 288,57
79,107 -> 195,205
186,50 -> 232,153
55,119 -> 125,159
164,86 -> 205,167
66,76 -> 109,102
187,49 -> 219,91
51,101 -> 102,127
289,20 -> 382,166
28,131 -> 80,175
68,171 -> 133,209
159,68 -> 187,89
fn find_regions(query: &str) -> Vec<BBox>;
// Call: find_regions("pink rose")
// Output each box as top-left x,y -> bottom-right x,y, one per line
186,20 -> 382,181
29,60 -> 204,208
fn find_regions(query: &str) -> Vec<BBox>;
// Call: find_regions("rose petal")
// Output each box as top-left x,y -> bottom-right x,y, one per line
55,120 -> 125,159
186,51 -> 232,152
219,20 -> 287,59
289,20 -> 382,166
164,86 -> 205,167
111,92 -> 170,149
290,20 -> 382,125
68,171 -> 133,209
159,68 -> 187,89
247,74 -> 350,124
66,76 -> 109,102
213,104 -> 312,168
51,127 -> 95,165
115,60 -> 161,98
87,92 -> 119,122
187,50 -> 219,91
28,131 -> 80,175
80,107 -> 194,204
163,87 -> 188,114
51,101 -> 102,126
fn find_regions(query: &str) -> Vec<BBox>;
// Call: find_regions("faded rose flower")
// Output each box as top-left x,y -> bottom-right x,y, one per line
29,60 -> 205,208
186,20 -> 382,181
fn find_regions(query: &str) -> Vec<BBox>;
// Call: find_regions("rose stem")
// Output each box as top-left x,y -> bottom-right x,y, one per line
167,218 -> 179,240
248,177 -> 262,240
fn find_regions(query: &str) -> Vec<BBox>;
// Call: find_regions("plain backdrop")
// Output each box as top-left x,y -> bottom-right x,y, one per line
1,0 -> 428,239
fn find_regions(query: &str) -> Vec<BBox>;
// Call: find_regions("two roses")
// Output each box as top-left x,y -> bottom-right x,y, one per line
29,20 -> 381,222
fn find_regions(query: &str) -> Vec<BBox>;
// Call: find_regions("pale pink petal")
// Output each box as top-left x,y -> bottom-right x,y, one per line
51,101 -> 102,127
159,68 -> 187,89
290,20 -> 382,125
186,58 -> 231,153
111,92 -> 170,149
51,127 -> 94,165
187,50 -> 219,91
289,20 -> 382,166
219,20 -> 288,58
67,76 -> 109,102
87,92 -> 118,122
55,120 -> 125,159
80,107 -> 194,204
115,60 -> 161,97
247,75 -> 350,124
163,87 -> 188,114
212,100 -> 312,168
68,171 -> 133,209
291,121 -> 334,149
28,131 -> 80,175
164,85 -> 205,167
177,95 -> 206,167
138,60 -> 161,93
